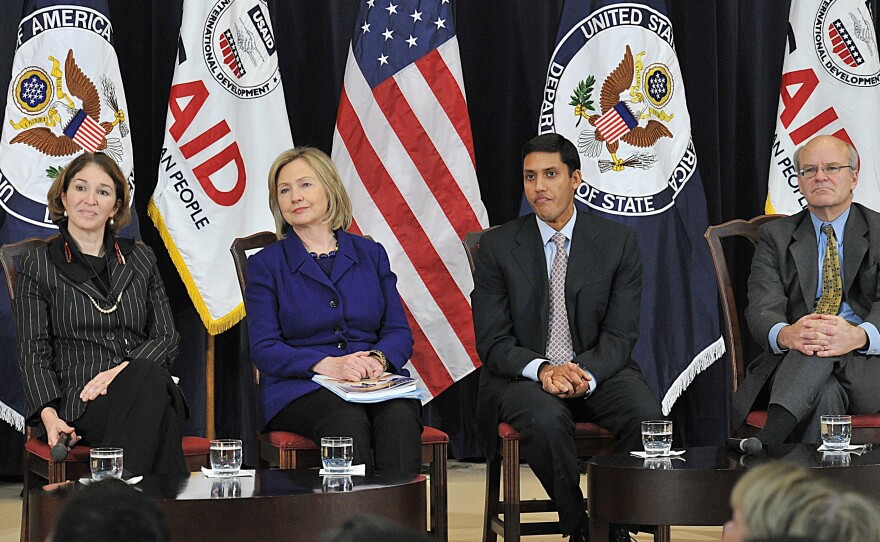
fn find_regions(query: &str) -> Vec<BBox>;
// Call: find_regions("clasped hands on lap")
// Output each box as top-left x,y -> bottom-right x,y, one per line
313,352 -> 384,382
777,314 -> 867,357
538,362 -> 592,399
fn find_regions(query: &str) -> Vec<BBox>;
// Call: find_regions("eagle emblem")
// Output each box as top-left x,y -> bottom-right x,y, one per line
8,49 -> 127,162
571,45 -> 674,172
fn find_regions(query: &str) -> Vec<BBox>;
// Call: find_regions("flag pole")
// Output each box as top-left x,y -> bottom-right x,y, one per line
206,332 -> 215,440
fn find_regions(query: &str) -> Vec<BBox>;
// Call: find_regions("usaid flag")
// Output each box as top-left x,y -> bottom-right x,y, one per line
538,0 -> 724,414
0,0 -> 137,431
767,0 -> 880,214
150,0 -> 293,334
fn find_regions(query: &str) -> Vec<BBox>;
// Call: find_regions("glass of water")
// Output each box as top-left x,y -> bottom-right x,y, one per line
90,447 -> 123,480
210,439 -> 243,475
321,436 -> 354,473
641,420 -> 673,456
820,415 -> 852,450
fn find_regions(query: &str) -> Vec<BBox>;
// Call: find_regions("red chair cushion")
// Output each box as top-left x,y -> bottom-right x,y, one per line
182,436 -> 211,456
26,437 -> 91,462
746,410 -> 880,429
745,410 -> 768,429
260,431 -> 318,450
421,426 -> 449,444
498,421 -> 613,439
261,426 -> 449,450
853,414 -> 880,426
28,436 -> 209,461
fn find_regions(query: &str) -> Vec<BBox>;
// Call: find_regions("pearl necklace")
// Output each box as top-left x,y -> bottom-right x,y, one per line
85,290 -> 124,314
79,249 -> 122,314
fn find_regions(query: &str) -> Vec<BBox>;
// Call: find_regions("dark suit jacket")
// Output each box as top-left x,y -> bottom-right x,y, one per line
14,237 -> 179,436
732,203 -> 880,428
245,230 -> 413,429
471,211 -> 642,458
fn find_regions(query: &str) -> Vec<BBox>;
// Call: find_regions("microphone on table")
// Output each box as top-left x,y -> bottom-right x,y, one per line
50,432 -> 73,461
725,437 -> 762,455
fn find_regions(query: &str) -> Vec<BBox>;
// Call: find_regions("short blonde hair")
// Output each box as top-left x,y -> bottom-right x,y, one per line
731,462 -> 880,542
266,147 -> 352,239
46,152 -> 131,234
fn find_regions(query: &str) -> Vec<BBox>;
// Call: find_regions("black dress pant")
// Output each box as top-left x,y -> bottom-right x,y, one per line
497,366 -> 662,535
74,359 -> 187,476
268,388 -> 423,474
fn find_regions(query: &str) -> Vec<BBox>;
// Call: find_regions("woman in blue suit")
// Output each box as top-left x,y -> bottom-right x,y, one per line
245,147 -> 422,474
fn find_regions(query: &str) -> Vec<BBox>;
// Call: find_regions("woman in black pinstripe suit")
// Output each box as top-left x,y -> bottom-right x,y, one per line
14,153 -> 186,475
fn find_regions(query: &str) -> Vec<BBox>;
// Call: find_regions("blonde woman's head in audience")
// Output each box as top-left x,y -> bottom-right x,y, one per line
723,462 -> 880,542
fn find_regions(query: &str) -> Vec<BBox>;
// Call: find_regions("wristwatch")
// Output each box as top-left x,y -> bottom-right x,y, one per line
369,349 -> 389,372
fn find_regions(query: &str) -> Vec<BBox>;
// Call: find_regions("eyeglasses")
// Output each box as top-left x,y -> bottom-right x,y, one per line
798,164 -> 854,178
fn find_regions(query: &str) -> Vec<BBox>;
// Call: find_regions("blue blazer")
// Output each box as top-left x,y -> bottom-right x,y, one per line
245,230 -> 414,428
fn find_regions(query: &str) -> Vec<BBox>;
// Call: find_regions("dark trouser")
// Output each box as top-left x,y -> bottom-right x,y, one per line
769,350 -> 880,444
75,359 -> 187,476
497,366 -> 662,535
267,388 -> 423,474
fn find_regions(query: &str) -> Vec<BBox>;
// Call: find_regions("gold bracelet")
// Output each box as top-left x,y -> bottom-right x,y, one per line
369,349 -> 388,372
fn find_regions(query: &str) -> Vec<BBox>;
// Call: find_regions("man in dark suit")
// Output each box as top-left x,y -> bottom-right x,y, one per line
731,135 -> 880,452
471,133 -> 662,541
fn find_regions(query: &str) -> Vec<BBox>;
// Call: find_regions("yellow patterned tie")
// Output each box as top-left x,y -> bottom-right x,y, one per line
815,224 -> 842,315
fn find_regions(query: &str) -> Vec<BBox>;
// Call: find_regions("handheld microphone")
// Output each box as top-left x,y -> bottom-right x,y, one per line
50,432 -> 72,461
725,437 -> 762,455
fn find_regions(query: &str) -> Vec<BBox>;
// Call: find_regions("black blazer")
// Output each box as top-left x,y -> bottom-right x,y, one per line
14,236 -> 179,435
471,211 -> 642,458
732,203 -> 880,428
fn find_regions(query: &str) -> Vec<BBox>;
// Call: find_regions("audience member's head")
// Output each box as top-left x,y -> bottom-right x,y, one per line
321,515 -> 431,542
724,462 -> 880,542
49,478 -> 169,542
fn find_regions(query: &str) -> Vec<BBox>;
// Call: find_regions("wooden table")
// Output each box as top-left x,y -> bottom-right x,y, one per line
28,469 -> 426,541
587,445 -> 880,541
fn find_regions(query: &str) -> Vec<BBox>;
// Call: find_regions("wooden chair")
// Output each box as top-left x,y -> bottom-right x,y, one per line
464,228 -> 668,542
1,236 -> 210,542
230,231 -> 449,541
705,215 -> 880,443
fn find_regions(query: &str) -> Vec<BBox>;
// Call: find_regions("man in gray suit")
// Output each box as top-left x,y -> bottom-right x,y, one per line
471,134 -> 662,541
731,135 -> 880,452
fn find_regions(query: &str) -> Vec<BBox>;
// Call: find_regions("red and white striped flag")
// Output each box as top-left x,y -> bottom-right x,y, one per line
332,0 -> 488,401
64,109 -> 105,153
595,102 -> 639,145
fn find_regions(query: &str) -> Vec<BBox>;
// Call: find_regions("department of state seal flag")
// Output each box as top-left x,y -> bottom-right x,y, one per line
150,0 -> 293,334
0,0 -> 138,432
332,0 -> 489,401
767,0 -> 880,214
538,0 -> 725,414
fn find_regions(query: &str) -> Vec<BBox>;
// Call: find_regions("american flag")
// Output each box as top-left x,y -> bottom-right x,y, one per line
64,109 -> 105,153
332,0 -> 488,401
595,102 -> 638,145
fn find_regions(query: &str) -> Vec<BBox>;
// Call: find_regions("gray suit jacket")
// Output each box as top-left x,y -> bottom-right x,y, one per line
14,236 -> 179,436
471,211 -> 642,458
732,203 -> 880,428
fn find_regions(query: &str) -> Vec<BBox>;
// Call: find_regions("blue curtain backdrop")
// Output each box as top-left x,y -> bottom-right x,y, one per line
2,0 -> 879,474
